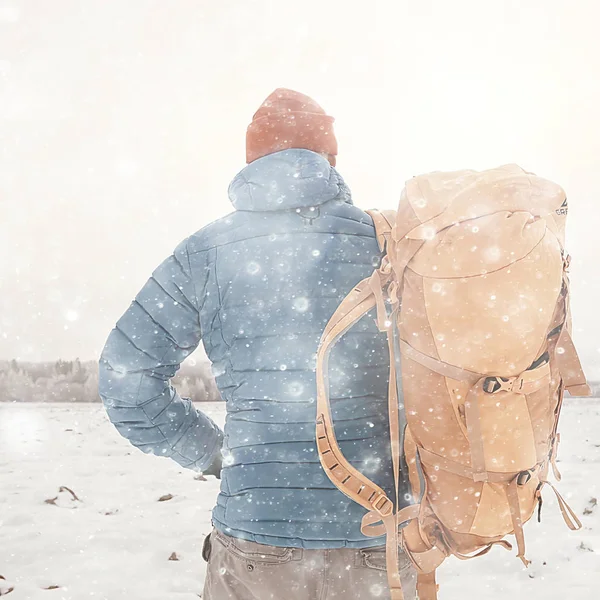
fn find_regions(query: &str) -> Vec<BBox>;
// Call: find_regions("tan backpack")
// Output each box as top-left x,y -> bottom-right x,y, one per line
315,165 -> 591,600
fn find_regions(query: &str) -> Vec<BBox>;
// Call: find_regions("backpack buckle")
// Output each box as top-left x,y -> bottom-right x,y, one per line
483,376 -> 514,394
516,470 -> 533,486
371,493 -> 393,517
483,375 -> 530,394
379,255 -> 393,275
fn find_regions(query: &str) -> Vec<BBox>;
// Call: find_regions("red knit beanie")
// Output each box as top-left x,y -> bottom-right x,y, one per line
246,88 -> 338,166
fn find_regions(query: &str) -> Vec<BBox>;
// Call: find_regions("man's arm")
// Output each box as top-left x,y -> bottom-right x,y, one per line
98,239 -> 223,474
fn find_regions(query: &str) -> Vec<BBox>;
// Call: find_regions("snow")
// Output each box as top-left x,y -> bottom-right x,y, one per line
1,400 -> 599,599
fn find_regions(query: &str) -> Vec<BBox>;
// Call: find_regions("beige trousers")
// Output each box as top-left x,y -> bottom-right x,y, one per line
202,528 -> 417,599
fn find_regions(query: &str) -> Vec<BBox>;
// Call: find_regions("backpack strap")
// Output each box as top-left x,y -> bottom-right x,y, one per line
316,278 -> 388,509
544,481 -> 582,530
366,209 -> 396,252
317,210 -> 441,599
316,209 -> 401,514
505,478 -> 531,566
556,328 -> 590,396
416,572 -> 439,600
316,274 -> 407,599
554,268 -> 591,396
403,427 -> 422,500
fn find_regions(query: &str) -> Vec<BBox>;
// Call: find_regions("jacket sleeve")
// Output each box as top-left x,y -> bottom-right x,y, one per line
98,238 -> 223,473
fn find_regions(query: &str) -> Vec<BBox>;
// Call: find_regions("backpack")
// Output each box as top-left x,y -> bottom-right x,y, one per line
315,165 -> 591,600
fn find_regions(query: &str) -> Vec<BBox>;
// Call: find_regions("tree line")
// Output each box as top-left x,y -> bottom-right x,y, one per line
0,359 -> 223,403
1,359 -> 598,403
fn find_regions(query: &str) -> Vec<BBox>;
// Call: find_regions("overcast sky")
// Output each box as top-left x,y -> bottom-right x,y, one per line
1,0 -> 599,377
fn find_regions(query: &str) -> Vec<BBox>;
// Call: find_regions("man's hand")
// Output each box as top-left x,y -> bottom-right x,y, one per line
202,452 -> 223,480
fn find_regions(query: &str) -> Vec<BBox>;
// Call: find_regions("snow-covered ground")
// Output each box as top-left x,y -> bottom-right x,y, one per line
0,401 -> 599,600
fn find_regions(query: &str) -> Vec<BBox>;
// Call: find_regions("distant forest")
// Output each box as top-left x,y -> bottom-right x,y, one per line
0,359 -> 222,403
1,359 -> 597,403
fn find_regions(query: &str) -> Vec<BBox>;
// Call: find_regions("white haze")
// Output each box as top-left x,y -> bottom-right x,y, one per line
1,0 -> 599,378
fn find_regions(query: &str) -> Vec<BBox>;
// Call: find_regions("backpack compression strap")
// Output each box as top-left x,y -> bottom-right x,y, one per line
555,268 -> 591,397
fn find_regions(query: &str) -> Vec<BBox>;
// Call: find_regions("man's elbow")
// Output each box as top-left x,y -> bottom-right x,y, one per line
98,381 -> 166,456
98,358 -> 148,429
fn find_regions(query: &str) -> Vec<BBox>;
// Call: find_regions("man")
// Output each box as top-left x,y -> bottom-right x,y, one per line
99,88 -> 416,599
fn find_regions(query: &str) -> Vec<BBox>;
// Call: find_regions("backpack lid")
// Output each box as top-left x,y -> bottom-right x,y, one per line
399,165 -> 567,248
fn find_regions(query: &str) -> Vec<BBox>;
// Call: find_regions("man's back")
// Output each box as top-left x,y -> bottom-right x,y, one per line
99,149 -> 395,549
192,149 -> 392,547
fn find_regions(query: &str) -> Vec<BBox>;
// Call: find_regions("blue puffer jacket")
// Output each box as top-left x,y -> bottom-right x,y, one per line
99,149 -> 403,549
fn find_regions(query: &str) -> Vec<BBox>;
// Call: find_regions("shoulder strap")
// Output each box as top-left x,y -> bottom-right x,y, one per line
366,209 -> 396,252
316,273 -> 409,599
316,212 -> 426,600
316,276 -> 390,514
